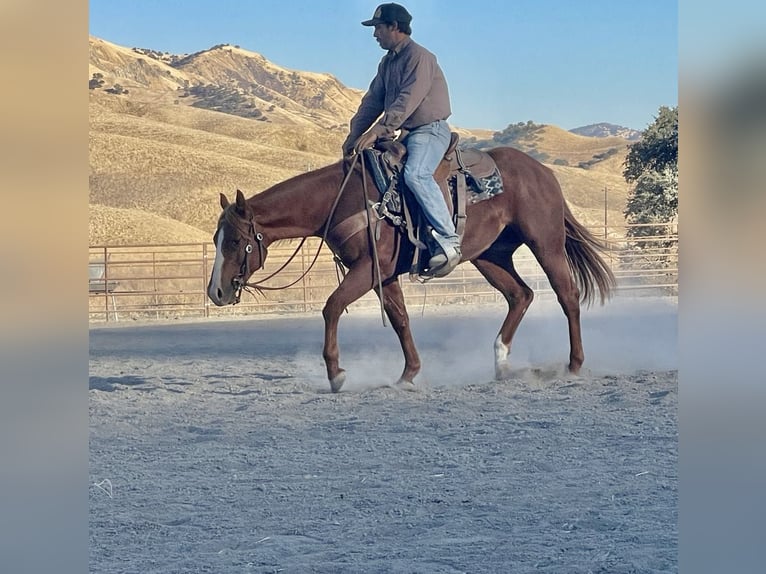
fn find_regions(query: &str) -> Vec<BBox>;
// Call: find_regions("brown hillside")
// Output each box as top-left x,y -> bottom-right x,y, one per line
90,92 -> 346,157
89,36 -> 363,129
174,45 -> 363,128
90,93 -> 345,233
586,151 -> 628,174
451,126 -> 495,141
89,37 -> 190,93
532,125 -> 630,167
549,164 -> 628,231
90,204 -> 213,246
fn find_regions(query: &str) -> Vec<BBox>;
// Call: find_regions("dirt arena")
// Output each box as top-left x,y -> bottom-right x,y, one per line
89,297 -> 677,573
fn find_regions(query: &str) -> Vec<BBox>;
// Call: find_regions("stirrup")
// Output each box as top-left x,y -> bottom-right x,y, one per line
426,246 -> 461,277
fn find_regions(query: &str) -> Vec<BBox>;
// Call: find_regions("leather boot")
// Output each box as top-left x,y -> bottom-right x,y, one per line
428,245 -> 461,277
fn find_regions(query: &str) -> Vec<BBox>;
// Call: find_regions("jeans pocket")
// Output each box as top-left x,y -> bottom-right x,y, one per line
429,120 -> 450,145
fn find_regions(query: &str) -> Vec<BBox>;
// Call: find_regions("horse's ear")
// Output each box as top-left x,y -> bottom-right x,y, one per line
235,189 -> 248,213
220,193 -> 230,210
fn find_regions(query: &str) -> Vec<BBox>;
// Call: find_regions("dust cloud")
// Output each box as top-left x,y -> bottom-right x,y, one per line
308,295 -> 678,391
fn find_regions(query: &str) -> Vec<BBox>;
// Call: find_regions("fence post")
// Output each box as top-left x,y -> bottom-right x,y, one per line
153,251 -> 159,319
102,246 -> 110,322
202,242 -> 210,318
302,241 -> 308,313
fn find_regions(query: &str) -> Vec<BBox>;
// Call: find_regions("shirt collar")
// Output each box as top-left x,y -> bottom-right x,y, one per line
388,36 -> 412,56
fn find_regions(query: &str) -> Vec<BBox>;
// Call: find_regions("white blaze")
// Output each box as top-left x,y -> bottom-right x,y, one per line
209,226 -> 227,297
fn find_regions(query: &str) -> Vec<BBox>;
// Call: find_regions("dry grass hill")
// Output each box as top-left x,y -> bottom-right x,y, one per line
89,36 -> 634,246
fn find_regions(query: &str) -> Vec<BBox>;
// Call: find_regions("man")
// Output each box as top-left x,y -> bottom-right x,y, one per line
342,3 -> 461,277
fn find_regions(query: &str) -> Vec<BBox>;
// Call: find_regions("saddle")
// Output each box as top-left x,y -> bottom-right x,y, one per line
363,132 -> 504,279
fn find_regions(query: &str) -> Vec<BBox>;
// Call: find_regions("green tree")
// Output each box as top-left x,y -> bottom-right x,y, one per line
623,105 -> 678,241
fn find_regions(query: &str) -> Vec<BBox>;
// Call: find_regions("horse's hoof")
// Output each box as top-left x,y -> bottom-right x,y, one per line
568,363 -> 583,375
329,372 -> 346,393
395,378 -> 417,392
495,361 -> 513,380
565,365 -> 587,379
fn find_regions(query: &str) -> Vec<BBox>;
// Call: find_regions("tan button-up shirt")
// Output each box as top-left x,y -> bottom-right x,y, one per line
347,36 -> 451,144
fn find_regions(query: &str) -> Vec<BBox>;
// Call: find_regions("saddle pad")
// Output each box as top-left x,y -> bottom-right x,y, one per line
364,147 -> 503,213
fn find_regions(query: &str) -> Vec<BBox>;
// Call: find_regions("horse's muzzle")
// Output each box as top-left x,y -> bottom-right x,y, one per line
207,281 -> 237,306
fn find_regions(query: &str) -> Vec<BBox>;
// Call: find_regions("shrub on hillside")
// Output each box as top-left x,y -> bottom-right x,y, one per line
105,83 -> 128,95
89,73 -> 105,90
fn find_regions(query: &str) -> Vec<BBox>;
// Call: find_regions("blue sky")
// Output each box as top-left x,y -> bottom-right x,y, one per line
89,0 -> 678,131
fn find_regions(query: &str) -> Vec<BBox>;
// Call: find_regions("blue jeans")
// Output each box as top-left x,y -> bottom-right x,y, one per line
402,120 -> 459,252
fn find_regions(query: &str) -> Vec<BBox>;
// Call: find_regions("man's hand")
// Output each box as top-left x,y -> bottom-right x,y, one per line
353,131 -> 378,154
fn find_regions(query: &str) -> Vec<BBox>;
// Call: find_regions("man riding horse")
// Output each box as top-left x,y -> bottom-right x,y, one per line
342,3 -> 461,277
208,3 -> 615,391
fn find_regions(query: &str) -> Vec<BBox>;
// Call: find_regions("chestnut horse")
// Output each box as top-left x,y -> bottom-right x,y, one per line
207,146 -> 615,392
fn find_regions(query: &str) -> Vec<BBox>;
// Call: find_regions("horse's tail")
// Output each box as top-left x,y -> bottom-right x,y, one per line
563,204 -> 617,306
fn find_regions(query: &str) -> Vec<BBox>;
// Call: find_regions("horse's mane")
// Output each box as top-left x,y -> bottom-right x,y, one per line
257,161 -> 344,203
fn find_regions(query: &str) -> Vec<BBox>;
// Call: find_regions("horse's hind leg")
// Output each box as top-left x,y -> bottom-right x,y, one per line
472,251 -> 534,379
528,239 -> 584,373
375,280 -> 421,386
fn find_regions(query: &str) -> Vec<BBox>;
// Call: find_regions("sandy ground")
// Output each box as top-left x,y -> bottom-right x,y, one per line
89,297 -> 677,573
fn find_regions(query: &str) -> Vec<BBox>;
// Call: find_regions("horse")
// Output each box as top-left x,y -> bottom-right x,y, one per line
207,145 -> 616,392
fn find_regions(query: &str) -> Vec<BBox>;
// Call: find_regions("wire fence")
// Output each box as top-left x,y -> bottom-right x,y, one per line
88,223 -> 677,323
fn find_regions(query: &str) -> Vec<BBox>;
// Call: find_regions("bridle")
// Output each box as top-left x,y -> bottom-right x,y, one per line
221,207 -> 266,302
222,205 -> 316,304
219,154 -> 386,323
220,156 -> 359,304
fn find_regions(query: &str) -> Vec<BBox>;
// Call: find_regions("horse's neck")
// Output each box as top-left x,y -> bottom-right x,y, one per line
250,166 -> 341,243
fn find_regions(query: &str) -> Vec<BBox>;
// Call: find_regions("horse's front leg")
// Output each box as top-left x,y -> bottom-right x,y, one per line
376,280 -> 421,386
321,262 -> 374,392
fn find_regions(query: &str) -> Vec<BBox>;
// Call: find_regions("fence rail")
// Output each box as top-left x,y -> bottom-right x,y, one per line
89,224 -> 677,322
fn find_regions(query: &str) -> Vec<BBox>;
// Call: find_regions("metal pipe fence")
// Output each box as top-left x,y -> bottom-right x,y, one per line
88,224 -> 677,322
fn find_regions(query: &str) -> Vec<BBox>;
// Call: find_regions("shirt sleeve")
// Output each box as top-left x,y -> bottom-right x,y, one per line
346,59 -> 386,144
377,49 -> 435,132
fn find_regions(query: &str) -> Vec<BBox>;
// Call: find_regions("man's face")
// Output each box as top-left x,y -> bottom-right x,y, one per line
373,23 -> 399,50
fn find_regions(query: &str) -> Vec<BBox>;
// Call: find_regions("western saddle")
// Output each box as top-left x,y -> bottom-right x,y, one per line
329,133 -> 504,280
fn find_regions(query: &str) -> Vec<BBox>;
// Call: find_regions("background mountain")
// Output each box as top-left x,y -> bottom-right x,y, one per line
569,122 -> 642,141
89,36 -> 363,127
89,36 -> 634,245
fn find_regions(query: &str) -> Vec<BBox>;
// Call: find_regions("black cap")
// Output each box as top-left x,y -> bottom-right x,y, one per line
361,3 -> 412,27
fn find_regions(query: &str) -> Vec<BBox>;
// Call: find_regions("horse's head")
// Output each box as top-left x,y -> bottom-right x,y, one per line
207,189 -> 268,306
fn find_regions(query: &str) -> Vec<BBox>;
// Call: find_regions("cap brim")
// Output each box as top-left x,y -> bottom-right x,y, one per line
361,18 -> 381,26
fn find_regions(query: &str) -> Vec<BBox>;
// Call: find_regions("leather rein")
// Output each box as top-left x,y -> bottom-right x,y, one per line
226,154 -> 370,305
